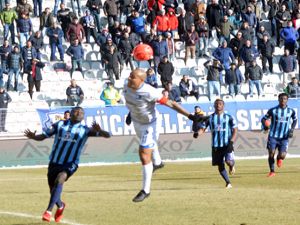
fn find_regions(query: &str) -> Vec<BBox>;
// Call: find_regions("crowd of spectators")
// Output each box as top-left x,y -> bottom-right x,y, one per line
0,0 -> 300,105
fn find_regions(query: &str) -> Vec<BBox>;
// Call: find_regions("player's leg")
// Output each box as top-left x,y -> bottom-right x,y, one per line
213,148 -> 231,188
276,139 -> 288,168
267,137 -> 276,177
151,120 -> 164,172
225,151 -> 235,175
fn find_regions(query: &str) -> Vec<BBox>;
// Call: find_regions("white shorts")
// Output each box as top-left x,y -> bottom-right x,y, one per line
133,119 -> 160,149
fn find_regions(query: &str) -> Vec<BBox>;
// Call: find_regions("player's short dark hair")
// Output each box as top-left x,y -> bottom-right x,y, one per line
278,93 -> 288,99
214,98 -> 224,104
70,107 -> 84,117
64,110 -> 70,115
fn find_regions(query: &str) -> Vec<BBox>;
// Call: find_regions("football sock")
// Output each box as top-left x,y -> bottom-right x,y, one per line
142,163 -> 153,194
218,164 -> 230,184
152,145 -> 162,166
47,183 -> 63,211
268,157 -> 275,172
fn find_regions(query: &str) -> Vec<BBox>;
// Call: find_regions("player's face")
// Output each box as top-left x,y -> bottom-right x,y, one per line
128,71 -> 143,89
279,95 -> 288,107
71,108 -> 84,123
214,100 -> 224,113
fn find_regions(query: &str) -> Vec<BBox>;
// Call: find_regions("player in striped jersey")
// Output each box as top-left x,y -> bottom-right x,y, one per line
196,99 -> 237,188
261,93 -> 297,177
24,107 -> 111,222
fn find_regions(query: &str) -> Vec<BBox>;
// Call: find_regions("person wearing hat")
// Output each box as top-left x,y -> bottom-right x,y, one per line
0,82 -> 12,132
196,16 -> 209,57
0,2 -> 18,45
225,62 -> 244,96
167,8 -> 178,37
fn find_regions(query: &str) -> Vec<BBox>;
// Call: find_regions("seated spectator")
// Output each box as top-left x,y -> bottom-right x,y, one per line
165,82 -> 181,103
66,79 -> 84,106
284,77 -> 300,98
100,82 -> 121,106
192,106 -> 205,138
27,58 -> 45,99
145,68 -> 158,88
179,75 -> 199,100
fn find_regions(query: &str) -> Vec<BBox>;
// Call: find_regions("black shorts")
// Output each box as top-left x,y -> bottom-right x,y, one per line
212,147 -> 234,166
47,162 -> 78,188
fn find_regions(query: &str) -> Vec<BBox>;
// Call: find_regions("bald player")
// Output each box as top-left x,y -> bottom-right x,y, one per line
124,69 -> 203,202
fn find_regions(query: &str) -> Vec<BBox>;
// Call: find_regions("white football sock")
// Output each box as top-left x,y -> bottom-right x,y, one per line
152,145 -> 162,166
142,163 -> 153,194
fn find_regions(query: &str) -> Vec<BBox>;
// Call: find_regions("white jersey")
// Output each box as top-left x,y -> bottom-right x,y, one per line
124,82 -> 163,124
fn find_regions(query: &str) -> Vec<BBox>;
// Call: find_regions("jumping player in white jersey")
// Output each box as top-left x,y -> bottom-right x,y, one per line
124,69 -> 204,202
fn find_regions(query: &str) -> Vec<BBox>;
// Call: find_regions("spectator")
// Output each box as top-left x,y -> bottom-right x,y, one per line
16,0 -> 33,17
29,31 -> 44,60
280,20 -> 299,54
100,82 -> 121,106
177,9 -> 188,41
66,79 -> 84,106
66,17 -> 85,43
239,39 -> 259,71
241,5 -> 257,31
192,105 -> 205,138
151,34 -> 168,73
66,39 -> 84,78
0,3 -> 18,45
118,32 -> 135,71
275,4 -> 291,46
204,59 -> 224,100
239,21 -> 254,42
130,9 -> 146,40
7,46 -> 23,91
229,31 -> 244,58
54,0 -> 65,16
39,7 -> 54,37
86,0 -> 102,33
196,16 -> 209,57
279,48 -> 297,84
47,22 -> 64,62
33,0 -> 42,17
166,32 -> 175,61
27,58 -> 45,99
256,25 -> 270,49
216,15 -> 234,44
267,0 -> 278,37
244,60 -> 263,96
57,3 -> 72,39
284,77 -> 300,98
179,75 -> 199,100
153,9 -> 170,36
192,0 -> 206,21
145,68 -> 158,88
165,82 -> 181,103
0,40 -> 12,74
167,8 -> 178,37
16,12 -> 33,48
206,0 -> 223,38
82,9 -> 98,44
103,0 -> 118,27
157,56 -> 174,88
212,40 -> 235,71
71,0 -> 82,17
259,34 -> 275,74
22,40 -> 37,75
225,62 -> 244,96
102,45 -> 123,83
184,24 -> 198,64
0,83 -> 12,132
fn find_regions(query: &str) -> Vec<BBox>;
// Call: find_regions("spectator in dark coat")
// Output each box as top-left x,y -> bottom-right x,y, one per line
239,39 -> 259,70
103,0 -> 119,27
179,75 -> 199,100
244,60 -> 263,96
29,31 -> 44,60
57,3 -> 72,39
27,58 -> 45,99
279,48 -> 297,84
0,83 -> 12,132
47,22 -> 64,61
86,0 -> 102,33
102,45 -> 123,83
241,6 -> 257,29
66,39 -> 84,78
206,0 -> 223,38
225,62 -> 244,96
259,35 -> 275,73
22,40 -> 37,75
165,82 -> 181,103
151,34 -> 168,73
158,56 -> 174,88
16,12 -> 33,48
7,46 -> 23,91
39,7 -> 54,37
0,40 -> 12,74
118,32 -> 135,71
66,79 -> 84,106
229,31 -> 244,58
16,0 -> 33,17
184,24 -> 198,64
284,77 -> 300,98
204,59 -> 224,100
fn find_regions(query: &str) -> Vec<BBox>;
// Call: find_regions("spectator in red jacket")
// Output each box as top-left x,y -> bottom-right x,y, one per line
153,9 -> 170,36
167,8 -> 178,37
66,17 -> 85,43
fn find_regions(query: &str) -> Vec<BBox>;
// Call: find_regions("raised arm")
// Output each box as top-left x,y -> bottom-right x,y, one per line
24,129 -> 47,141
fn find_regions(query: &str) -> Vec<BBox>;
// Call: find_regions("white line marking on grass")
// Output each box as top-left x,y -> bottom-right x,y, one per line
0,211 -> 90,225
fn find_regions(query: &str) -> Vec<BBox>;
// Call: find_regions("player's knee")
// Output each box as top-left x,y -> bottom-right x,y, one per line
268,150 -> 275,158
278,152 -> 287,159
139,149 -> 152,165
218,163 -> 225,172
225,160 -> 234,167
56,172 -> 68,184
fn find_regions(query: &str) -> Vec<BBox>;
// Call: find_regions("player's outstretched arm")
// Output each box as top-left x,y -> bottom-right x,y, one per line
24,129 -> 47,141
89,121 -> 112,138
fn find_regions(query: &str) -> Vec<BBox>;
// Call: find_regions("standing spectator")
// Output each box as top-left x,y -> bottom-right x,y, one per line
204,59 -> 224,101
118,32 -> 135,71
86,0 -> 102,33
244,60 -> 263,96
39,7 -> 54,37
7,46 -> 23,91
165,32 -> 175,61
239,39 -> 259,71
119,0 -> 133,24
206,0 -> 223,38
177,9 -> 188,41
151,34 -> 168,73
33,0 -> 43,17
212,40 -> 235,71
184,24 -> 198,65
279,48 -> 297,84
102,45 -> 123,83
54,0 -> 65,16
239,21 -> 255,42
275,4 -> 291,46
167,8 -> 178,37
71,0 -> 82,17
216,15 -> 234,44
157,56 -> 174,88
259,34 -> 275,74
0,40 -> 12,74
179,75 -> 199,100
225,62 -> 244,96
27,58 -> 45,99
196,16 -> 209,57
57,3 -> 72,39
284,77 -> 300,98
66,79 -> 84,106
165,82 -> 181,103
66,17 -> 85,43
280,21 -> 299,54
103,0 -> 119,27
256,25 -> 270,49
145,68 -> 158,88
0,83 -> 12,132
16,0 -> 33,17
153,9 -> 170,36
100,82 -> 121,106
66,39 -> 84,78
229,31 -> 244,58
192,0 -> 206,21
241,5 -> 257,31
29,31 -> 44,60
47,23 -> 64,62
130,10 -> 146,41
82,9 -> 98,44
22,40 -> 37,75
0,3 -> 18,45
16,12 -> 32,48
268,0 -> 278,38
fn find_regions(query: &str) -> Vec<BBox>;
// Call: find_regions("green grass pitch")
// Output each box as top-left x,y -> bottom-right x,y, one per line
0,158 -> 300,225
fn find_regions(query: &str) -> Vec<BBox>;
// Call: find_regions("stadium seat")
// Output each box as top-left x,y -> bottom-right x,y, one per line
90,61 -> 100,70
58,71 -> 71,81
198,95 -> 210,102
240,83 -> 249,94
263,83 -> 275,94
234,94 -> 246,101
86,51 -> 98,61
82,61 -> 91,70
72,71 -> 84,80
222,95 -> 234,101
246,94 -> 259,101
